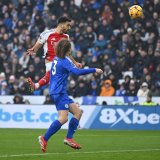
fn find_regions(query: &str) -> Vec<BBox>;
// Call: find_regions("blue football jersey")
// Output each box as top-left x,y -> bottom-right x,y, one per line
49,56 -> 96,95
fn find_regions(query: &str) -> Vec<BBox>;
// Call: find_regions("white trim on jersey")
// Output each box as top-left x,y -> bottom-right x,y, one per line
66,56 -> 72,62
63,34 -> 69,40
37,29 -> 69,60
38,29 -> 55,44
38,29 -> 55,59
66,56 -> 76,66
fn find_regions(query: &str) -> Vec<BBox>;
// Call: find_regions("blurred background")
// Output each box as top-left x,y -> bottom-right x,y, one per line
0,0 -> 159,106
0,2 -> 160,156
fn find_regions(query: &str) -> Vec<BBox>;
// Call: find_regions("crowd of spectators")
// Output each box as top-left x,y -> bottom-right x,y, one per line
0,0 -> 160,99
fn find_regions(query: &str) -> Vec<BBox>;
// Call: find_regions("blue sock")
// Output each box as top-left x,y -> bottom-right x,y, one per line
67,117 -> 79,139
44,120 -> 62,141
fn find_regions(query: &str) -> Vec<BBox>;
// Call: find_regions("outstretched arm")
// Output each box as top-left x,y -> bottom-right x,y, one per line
68,54 -> 83,68
26,30 -> 48,56
64,58 -> 103,75
26,41 -> 42,56
70,67 -> 96,75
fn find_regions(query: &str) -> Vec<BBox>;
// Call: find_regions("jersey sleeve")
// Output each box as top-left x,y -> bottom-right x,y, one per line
65,34 -> 69,40
37,30 -> 51,44
63,58 -> 96,75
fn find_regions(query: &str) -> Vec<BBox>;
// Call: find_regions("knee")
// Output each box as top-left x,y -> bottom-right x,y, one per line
58,117 -> 68,125
79,109 -> 83,116
77,103 -> 83,116
75,108 -> 83,119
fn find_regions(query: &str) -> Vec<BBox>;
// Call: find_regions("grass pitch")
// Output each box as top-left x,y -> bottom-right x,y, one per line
0,129 -> 160,160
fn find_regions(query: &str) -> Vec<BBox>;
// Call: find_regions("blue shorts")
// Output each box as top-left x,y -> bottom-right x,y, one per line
50,93 -> 74,110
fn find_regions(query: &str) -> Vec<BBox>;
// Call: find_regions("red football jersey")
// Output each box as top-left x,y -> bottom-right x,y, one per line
38,29 -> 69,61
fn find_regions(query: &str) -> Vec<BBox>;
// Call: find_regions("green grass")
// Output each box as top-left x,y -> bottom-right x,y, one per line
0,129 -> 160,160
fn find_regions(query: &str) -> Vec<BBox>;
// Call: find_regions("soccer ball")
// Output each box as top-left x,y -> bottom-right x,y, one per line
129,5 -> 143,19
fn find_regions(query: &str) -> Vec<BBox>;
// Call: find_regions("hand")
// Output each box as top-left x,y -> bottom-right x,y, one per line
26,48 -> 36,56
76,62 -> 83,68
96,68 -> 103,74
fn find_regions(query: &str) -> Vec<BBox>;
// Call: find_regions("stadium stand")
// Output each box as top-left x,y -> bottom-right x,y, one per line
0,0 -> 160,98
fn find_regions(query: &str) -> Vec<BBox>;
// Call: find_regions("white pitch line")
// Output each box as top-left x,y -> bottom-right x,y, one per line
0,149 -> 160,158
0,133 -> 160,138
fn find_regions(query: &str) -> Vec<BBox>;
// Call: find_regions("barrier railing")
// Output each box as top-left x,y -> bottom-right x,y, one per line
0,96 -> 159,105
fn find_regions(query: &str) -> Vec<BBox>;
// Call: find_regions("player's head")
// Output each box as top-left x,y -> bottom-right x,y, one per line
56,39 -> 71,59
57,16 -> 72,33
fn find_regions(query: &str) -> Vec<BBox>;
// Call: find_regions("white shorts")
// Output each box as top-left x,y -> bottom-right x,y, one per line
45,62 -> 52,72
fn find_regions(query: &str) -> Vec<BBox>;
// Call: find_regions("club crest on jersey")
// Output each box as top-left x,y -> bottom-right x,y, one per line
65,104 -> 69,108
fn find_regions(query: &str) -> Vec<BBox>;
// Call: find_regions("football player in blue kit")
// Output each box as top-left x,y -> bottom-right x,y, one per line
38,39 -> 103,152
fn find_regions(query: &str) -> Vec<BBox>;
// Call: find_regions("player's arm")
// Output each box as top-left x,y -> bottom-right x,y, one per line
26,41 -> 42,56
71,67 -> 96,75
64,58 -> 103,75
68,54 -> 83,68
26,30 -> 48,56
71,67 -> 102,75
66,37 -> 82,68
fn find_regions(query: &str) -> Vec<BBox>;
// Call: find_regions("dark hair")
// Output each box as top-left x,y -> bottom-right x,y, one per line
56,39 -> 71,59
57,16 -> 71,25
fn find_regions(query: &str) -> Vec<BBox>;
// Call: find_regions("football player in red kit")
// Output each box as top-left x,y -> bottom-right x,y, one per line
26,16 -> 82,92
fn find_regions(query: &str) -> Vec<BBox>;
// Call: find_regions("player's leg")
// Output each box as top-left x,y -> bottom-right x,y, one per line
37,70 -> 50,88
67,103 -> 83,138
38,110 -> 68,152
27,71 -> 50,92
27,62 -> 52,92
44,110 -> 68,141
38,94 -> 69,152
64,103 -> 83,149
